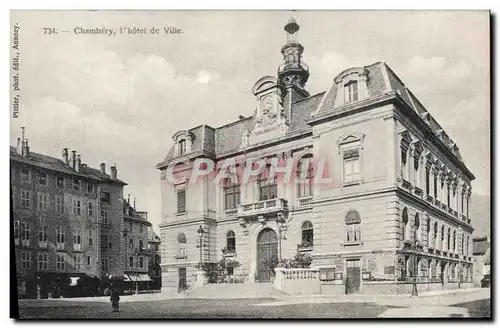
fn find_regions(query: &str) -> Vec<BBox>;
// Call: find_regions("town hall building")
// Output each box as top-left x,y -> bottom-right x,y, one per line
156,18 -> 475,295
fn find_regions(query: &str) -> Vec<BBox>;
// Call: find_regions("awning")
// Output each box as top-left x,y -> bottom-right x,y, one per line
124,273 -> 152,282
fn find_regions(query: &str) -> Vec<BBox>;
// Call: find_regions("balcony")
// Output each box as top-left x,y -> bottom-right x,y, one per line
236,198 -> 288,219
38,241 -> 48,249
21,240 -> 31,248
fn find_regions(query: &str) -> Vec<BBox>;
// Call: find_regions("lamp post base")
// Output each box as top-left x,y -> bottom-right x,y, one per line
410,283 -> 419,297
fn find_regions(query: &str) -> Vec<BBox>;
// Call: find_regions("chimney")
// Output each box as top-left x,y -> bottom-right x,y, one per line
16,137 -> 21,155
20,127 -> 26,156
23,139 -> 30,158
100,162 -> 106,174
128,194 -> 130,204
110,164 -> 117,180
62,148 -> 69,165
71,151 -> 77,169
76,155 -> 81,172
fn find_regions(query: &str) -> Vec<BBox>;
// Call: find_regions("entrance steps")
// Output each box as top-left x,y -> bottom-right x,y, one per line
187,282 -> 286,299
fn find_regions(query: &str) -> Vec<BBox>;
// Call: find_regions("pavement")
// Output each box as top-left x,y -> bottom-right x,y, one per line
16,287 -> 491,318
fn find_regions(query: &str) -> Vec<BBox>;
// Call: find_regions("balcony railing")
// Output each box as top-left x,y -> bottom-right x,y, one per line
297,196 -> 313,206
236,198 -> 288,218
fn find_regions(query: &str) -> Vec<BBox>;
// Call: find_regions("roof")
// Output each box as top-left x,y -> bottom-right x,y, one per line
123,199 -> 151,225
158,61 -> 469,173
10,146 -> 127,185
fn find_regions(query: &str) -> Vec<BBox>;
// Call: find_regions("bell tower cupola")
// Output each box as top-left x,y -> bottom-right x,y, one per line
277,17 -> 310,95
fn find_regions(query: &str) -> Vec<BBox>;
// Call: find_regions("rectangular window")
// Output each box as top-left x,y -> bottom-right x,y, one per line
38,172 -> 47,185
343,149 -> 361,184
56,254 -> 65,270
447,185 -> 451,207
101,234 -> 109,249
101,258 -> 109,273
88,230 -> 94,247
129,222 -> 134,233
100,191 -> 110,203
139,240 -> 144,250
140,224 -> 144,233
73,179 -> 81,192
20,252 -> 30,270
37,193 -> 49,211
224,184 -> 241,210
101,210 -> 109,226
129,238 -> 134,249
20,189 -> 31,208
346,224 -> 362,242
425,167 -> 430,195
87,256 -> 91,266
88,202 -> 93,216
56,195 -> 65,214
14,220 -> 20,242
461,194 -> 464,214
38,253 -> 48,270
345,81 -> 359,103
139,257 -> 144,268
177,189 -> 186,213
258,165 -> 277,201
56,226 -> 65,248
20,222 -> 30,244
73,255 -> 81,270
73,228 -> 81,251
21,169 -> 30,183
56,176 -> 64,188
38,224 -> 48,243
129,256 -> 134,268
87,182 -> 94,194
73,199 -> 81,215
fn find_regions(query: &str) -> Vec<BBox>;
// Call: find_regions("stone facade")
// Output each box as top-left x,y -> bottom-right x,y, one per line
11,128 -> 127,298
156,19 -> 475,294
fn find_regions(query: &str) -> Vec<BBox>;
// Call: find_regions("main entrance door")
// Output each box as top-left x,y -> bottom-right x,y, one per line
257,228 -> 278,282
178,267 -> 187,289
346,259 -> 361,294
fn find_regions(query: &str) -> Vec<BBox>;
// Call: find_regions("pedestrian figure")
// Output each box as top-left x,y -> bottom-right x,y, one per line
110,287 -> 120,312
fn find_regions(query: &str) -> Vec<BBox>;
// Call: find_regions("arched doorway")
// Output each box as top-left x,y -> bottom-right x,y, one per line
256,228 -> 278,282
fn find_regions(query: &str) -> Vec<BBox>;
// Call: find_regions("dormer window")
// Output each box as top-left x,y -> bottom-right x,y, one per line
179,139 -> 187,156
172,130 -> 194,157
345,81 -> 359,103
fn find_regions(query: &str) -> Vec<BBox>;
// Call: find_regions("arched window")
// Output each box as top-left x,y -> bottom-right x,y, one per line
433,222 -> 438,248
441,225 -> 445,251
461,233 -> 465,255
447,228 -> 451,251
414,213 -> 420,241
301,221 -> 314,246
402,208 -> 409,241
177,232 -> 187,258
226,230 -> 236,252
426,218 -> 431,246
453,230 -> 457,252
258,164 -> 277,201
345,210 -> 361,243
297,155 -> 313,198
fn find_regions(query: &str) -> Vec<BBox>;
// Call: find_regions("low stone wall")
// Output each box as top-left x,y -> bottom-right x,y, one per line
274,268 -> 321,295
320,281 -> 345,295
361,281 -> 475,295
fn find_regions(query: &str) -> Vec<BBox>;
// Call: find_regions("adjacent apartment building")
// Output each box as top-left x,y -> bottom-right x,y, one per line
123,197 -> 152,289
148,228 -> 162,289
11,128 -> 126,298
156,18 -> 475,294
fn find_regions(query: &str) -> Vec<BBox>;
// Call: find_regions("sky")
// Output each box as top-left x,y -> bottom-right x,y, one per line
9,10 -> 490,232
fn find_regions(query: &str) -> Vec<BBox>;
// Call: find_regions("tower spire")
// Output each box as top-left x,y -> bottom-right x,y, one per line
278,17 -> 309,93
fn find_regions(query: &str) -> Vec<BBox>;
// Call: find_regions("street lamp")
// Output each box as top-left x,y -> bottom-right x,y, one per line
197,225 -> 205,264
411,239 -> 419,297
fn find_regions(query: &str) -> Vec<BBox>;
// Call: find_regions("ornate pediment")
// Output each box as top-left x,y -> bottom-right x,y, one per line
337,132 -> 365,147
